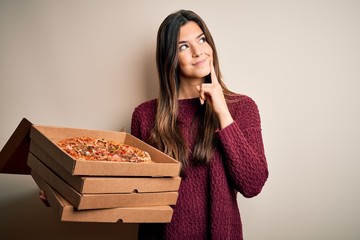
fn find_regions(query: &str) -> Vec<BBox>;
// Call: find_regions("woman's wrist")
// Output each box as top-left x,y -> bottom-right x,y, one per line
217,110 -> 234,129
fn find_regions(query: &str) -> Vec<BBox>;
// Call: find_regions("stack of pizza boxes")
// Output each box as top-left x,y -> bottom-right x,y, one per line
27,125 -> 181,223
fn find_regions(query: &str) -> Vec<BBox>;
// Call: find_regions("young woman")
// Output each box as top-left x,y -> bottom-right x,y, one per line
131,9 -> 268,240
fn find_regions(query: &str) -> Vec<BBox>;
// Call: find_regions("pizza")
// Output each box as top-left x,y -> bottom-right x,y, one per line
57,137 -> 151,163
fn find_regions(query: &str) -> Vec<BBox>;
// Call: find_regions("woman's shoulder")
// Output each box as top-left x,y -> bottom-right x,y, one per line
227,93 -> 258,109
134,98 -> 157,109
227,93 -> 262,127
133,98 -> 157,115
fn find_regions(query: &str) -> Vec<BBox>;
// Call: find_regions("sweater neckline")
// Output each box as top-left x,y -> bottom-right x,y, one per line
178,97 -> 200,106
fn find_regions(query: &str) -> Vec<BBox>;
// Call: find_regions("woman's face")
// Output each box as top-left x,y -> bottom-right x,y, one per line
177,21 -> 213,82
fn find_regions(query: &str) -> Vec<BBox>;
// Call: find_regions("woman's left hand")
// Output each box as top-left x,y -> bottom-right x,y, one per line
196,61 -> 234,129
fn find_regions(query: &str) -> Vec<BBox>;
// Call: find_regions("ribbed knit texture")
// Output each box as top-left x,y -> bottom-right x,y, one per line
131,95 -> 268,240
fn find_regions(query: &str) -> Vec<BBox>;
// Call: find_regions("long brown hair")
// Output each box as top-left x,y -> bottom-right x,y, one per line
149,10 -> 233,168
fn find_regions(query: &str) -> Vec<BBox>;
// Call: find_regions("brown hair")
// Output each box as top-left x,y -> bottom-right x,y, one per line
148,10 -> 233,168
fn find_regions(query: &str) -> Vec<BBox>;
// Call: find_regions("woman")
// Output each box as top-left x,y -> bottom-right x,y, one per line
131,9 -> 268,240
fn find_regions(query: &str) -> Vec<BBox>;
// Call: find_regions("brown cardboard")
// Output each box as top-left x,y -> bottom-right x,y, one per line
30,125 -> 181,177
0,118 -> 32,174
28,153 -> 179,210
30,142 -> 181,193
29,141 -> 181,194
32,173 -> 174,223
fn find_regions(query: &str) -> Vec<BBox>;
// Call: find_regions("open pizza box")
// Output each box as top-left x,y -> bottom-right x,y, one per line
28,153 -> 179,210
1,118 -> 181,178
32,172 -> 174,223
30,125 -> 181,177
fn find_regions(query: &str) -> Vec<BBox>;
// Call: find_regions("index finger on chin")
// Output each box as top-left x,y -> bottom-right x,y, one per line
209,61 -> 219,84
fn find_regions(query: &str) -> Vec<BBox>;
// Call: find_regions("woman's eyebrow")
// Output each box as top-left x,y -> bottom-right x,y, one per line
178,33 -> 205,44
196,33 -> 205,39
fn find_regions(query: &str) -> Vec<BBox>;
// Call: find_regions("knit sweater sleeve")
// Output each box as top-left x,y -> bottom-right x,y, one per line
216,95 -> 268,198
130,105 -> 142,140
130,99 -> 157,142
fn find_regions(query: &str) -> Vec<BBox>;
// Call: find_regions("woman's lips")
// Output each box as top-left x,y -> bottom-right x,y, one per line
193,58 -> 207,67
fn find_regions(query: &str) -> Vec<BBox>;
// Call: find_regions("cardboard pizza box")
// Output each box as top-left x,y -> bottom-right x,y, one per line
29,141 -> 181,194
30,125 -> 181,177
32,173 -> 174,223
28,153 -> 179,210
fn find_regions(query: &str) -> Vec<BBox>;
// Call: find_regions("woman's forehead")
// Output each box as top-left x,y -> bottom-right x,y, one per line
179,21 -> 203,42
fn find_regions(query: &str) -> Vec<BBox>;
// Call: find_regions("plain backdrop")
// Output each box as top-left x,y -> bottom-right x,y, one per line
1,0 -> 359,239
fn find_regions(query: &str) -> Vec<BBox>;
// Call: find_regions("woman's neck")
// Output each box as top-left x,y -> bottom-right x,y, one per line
178,77 -> 204,99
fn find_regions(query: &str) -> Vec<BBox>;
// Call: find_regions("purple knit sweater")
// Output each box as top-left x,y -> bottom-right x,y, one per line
131,95 -> 268,240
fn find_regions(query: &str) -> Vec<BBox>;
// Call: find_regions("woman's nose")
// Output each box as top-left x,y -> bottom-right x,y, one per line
192,45 -> 203,57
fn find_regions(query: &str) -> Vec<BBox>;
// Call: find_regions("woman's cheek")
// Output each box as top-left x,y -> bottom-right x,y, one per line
205,49 -> 213,62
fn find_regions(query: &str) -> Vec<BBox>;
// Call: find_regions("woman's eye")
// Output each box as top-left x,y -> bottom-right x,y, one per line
179,44 -> 188,51
199,37 -> 206,43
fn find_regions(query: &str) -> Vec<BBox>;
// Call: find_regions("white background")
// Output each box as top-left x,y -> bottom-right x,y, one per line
1,1 -> 359,239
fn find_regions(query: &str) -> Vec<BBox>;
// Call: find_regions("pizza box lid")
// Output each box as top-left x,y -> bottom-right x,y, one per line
0,118 -> 32,175
29,125 -> 181,177
32,172 -> 174,223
